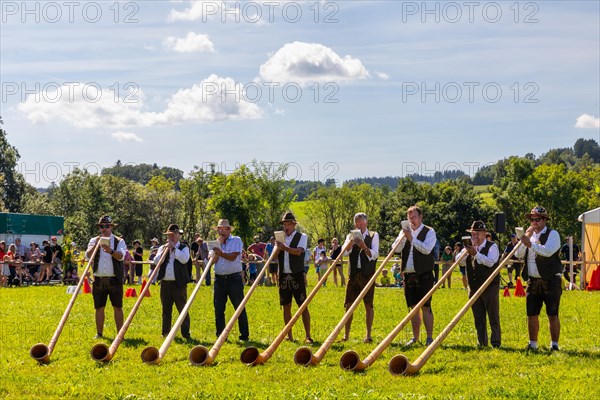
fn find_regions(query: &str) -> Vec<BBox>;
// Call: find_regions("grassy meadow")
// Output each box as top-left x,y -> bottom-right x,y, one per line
1,266 -> 599,400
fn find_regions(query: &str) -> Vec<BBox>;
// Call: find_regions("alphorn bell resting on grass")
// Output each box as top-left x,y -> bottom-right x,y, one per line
392,205 -> 438,347
29,241 -> 100,364
86,215 -> 127,340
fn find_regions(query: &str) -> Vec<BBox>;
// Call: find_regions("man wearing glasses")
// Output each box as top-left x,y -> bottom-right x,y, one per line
85,216 -> 127,339
515,207 -> 562,352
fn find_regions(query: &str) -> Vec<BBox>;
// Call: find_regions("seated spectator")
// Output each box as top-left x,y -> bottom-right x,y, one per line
392,262 -> 403,287
378,269 -> 394,287
0,241 -> 7,287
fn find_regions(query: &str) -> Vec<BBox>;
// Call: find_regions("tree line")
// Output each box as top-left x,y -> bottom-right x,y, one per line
2,117 -> 599,249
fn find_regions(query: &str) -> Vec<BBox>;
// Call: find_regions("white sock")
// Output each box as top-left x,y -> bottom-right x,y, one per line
529,340 -> 538,349
551,341 -> 559,347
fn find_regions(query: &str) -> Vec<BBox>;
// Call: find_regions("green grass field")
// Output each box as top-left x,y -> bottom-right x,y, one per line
1,267 -> 599,399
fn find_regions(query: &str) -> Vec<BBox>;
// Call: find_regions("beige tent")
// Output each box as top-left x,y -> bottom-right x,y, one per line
578,207 -> 600,287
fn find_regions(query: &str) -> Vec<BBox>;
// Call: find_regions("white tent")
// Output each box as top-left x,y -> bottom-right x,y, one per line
578,207 -> 600,287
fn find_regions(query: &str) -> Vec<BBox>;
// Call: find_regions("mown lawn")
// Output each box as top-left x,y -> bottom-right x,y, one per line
1,268 -> 598,400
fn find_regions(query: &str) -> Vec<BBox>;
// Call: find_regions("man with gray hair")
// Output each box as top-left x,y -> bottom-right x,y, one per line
342,212 -> 379,343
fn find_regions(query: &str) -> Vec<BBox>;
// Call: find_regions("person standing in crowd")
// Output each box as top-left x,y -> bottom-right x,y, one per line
393,205 -> 437,346
503,234 -> 522,288
50,236 -> 63,274
38,240 -> 53,284
515,206 -> 563,351
465,221 -> 501,348
313,238 -> 327,278
14,238 -> 26,261
132,240 -> 144,284
154,224 -> 192,339
454,242 -> 468,290
85,216 -> 127,339
265,236 -> 279,286
192,235 -> 211,286
343,212 -> 379,343
330,237 -> 345,287
211,219 -> 249,341
441,245 -> 454,288
148,238 -> 159,284
275,212 -> 313,343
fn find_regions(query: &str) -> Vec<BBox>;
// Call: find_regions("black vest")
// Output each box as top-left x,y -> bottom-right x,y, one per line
466,241 -> 500,290
157,243 -> 191,287
401,226 -> 435,275
349,231 -> 378,276
93,235 -> 124,284
522,228 -> 562,280
278,231 -> 305,274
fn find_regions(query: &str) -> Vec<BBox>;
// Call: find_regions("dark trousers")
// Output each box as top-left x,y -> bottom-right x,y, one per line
214,273 -> 249,340
160,281 -> 190,337
469,284 -> 501,347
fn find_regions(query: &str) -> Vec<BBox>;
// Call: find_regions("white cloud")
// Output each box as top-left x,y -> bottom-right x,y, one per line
164,32 -> 214,53
168,1 -> 240,22
575,114 -> 600,129
376,71 -> 390,80
259,41 -> 369,85
111,131 -> 143,142
18,77 -> 263,129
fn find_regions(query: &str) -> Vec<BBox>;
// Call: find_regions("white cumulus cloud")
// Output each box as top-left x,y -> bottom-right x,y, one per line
111,131 -> 143,142
376,71 -> 390,80
164,32 -> 214,53
18,77 -> 263,129
575,114 -> 600,129
259,41 -> 370,85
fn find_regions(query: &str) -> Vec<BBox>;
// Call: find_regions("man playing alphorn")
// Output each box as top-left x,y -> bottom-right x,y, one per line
275,212 -> 312,343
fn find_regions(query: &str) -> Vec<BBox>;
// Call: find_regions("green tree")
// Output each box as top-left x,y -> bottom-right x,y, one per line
0,118 -> 27,212
303,185 -> 358,243
252,161 -> 295,238
209,165 -> 261,246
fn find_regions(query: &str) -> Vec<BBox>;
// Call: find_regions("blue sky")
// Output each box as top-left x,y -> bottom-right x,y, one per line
1,0 -> 599,187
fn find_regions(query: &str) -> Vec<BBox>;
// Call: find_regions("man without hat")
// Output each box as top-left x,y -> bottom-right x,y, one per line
275,212 -> 312,343
464,220 -> 501,348
502,234 -> 523,288
154,224 -> 192,339
85,216 -> 127,339
515,206 -> 562,351
211,219 -> 249,341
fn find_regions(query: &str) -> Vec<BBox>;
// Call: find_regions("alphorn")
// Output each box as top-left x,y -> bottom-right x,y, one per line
30,241 -> 101,363
241,239 -> 354,366
189,246 -> 280,366
340,251 -> 468,371
294,232 -> 406,366
388,241 -> 523,375
140,253 -> 217,364
91,248 -> 169,362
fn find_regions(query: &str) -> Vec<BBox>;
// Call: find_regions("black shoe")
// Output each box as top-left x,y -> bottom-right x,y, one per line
93,333 -> 103,339
550,344 -> 560,351
183,334 -> 192,341
239,336 -> 249,341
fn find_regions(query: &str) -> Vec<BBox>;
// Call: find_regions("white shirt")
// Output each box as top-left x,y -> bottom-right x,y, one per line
515,226 -> 561,278
154,242 -> 190,281
313,245 -> 327,263
454,249 -> 467,266
86,234 -> 127,277
393,224 -> 437,273
211,235 -> 244,275
343,229 -> 379,269
283,231 -> 307,274
473,240 -> 500,268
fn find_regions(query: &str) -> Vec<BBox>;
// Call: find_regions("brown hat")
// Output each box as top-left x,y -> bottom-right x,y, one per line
525,206 -> 550,220
164,224 -> 183,234
214,219 -> 233,229
280,211 -> 297,223
466,220 -> 487,232
97,215 -> 116,226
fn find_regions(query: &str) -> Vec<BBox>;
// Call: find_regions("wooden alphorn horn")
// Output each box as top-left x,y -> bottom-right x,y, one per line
388,241 -> 523,375
30,241 -> 101,364
293,232 -> 406,367
340,251 -> 468,371
91,247 -> 169,362
189,246 -> 280,366
140,254 -> 217,364
240,239 -> 354,366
